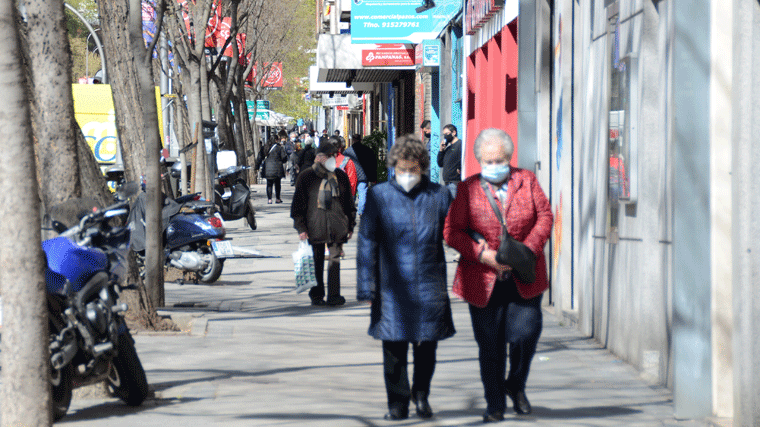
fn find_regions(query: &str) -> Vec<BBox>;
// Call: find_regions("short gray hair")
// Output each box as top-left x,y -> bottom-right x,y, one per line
473,128 -> 514,162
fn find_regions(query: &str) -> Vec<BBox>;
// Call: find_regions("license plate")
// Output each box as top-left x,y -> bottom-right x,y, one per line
211,240 -> 234,257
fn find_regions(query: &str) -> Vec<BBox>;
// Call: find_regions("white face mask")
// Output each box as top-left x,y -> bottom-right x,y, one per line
323,157 -> 337,172
396,173 -> 421,192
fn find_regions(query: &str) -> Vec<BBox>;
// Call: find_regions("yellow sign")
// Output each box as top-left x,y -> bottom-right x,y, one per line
72,84 -> 165,164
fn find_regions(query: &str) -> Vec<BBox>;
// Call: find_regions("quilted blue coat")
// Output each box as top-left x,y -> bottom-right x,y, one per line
357,176 -> 456,342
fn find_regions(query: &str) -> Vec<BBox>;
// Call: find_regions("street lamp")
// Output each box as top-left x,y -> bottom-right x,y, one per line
64,3 -> 107,84
85,29 -> 101,79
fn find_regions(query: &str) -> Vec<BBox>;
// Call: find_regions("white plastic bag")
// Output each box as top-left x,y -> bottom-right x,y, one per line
292,241 -> 317,293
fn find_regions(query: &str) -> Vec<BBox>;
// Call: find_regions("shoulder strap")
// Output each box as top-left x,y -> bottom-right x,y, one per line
480,178 -> 505,227
340,156 -> 349,169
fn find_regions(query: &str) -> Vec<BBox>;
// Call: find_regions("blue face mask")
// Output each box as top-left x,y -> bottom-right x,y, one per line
481,164 -> 510,184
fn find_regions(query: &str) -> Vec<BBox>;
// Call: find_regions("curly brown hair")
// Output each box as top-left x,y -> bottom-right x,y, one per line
387,134 -> 430,171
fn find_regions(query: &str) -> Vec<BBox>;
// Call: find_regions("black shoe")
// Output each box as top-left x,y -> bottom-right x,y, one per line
411,391 -> 433,418
275,199 -> 283,204
384,404 -> 409,421
311,298 -> 325,306
326,295 -> 346,306
483,412 -> 504,423
506,388 -> 532,415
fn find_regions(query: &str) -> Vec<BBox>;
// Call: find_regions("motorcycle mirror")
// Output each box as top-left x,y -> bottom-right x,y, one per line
51,220 -> 68,234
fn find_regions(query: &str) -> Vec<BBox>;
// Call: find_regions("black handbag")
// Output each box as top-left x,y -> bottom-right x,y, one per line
480,178 -> 536,283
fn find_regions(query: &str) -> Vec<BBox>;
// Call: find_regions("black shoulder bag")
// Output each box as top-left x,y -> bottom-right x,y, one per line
480,178 -> 537,284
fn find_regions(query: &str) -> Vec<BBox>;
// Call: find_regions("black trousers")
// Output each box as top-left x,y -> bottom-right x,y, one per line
307,243 -> 341,300
468,278 -> 543,415
382,341 -> 438,409
265,178 -> 281,200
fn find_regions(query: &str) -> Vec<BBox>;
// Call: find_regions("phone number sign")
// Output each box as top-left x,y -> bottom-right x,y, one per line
350,0 -> 461,44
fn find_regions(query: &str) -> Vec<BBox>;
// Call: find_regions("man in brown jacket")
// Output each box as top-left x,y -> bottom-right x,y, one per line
291,143 -> 356,306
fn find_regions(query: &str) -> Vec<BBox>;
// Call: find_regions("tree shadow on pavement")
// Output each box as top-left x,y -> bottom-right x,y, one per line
518,404 -> 641,419
58,396 -> 203,423
149,363 -> 382,392
232,409 -> 489,426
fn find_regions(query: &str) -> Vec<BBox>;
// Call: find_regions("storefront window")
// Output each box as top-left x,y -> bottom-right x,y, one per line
606,2 -> 638,236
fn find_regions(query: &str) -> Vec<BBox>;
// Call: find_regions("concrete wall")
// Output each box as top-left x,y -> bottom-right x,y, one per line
731,1 -> 760,424
553,0 -> 674,387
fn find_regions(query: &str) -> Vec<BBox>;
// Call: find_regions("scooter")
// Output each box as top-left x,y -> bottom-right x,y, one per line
45,183 -> 148,421
128,192 -> 227,284
214,165 -> 257,231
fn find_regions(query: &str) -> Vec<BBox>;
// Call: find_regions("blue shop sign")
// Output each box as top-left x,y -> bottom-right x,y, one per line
351,0 -> 461,44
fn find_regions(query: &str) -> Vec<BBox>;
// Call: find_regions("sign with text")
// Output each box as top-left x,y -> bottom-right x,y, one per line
323,96 -> 349,107
351,0 -> 461,44
248,62 -> 283,88
415,39 -> 441,66
362,47 -> 415,66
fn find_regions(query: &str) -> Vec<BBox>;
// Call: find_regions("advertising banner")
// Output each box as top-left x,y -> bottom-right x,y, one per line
362,47 -> 415,66
350,0 -> 461,44
248,62 -> 283,88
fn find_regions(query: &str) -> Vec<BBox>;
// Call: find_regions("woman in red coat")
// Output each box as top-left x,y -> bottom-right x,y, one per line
443,128 -> 552,423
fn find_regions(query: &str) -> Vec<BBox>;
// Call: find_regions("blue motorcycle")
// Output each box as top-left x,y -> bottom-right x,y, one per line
128,192 -> 227,284
44,185 -> 148,421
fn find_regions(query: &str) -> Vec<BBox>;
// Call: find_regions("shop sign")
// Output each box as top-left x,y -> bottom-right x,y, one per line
336,105 -> 349,111
465,0 -> 505,35
362,48 -> 415,66
323,95 -> 350,106
351,0 -> 461,44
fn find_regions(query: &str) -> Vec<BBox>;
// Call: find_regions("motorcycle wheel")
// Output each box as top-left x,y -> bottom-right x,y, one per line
197,245 -> 223,283
107,332 -> 149,406
246,206 -> 257,231
51,363 -> 73,421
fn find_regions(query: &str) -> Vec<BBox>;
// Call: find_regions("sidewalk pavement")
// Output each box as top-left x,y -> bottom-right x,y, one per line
60,183 -> 725,426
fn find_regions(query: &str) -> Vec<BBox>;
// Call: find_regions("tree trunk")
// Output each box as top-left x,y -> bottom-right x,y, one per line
0,3 -> 51,425
97,0 -> 165,312
96,1 -> 148,183
23,0 -> 81,211
129,0 -> 165,308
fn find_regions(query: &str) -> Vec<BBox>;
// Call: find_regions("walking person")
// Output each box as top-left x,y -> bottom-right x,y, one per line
332,136 -> 358,196
291,143 -> 356,306
437,124 -> 462,198
443,129 -> 552,423
289,140 -> 302,186
343,134 -> 377,216
255,132 -> 289,204
357,135 -> 456,421
297,136 -> 316,174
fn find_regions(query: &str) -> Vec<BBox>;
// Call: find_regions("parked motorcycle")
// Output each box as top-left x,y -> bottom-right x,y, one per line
44,184 -> 148,421
214,165 -> 257,231
128,192 -> 227,284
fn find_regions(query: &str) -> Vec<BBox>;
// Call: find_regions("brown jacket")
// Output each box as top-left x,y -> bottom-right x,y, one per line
290,162 -> 356,244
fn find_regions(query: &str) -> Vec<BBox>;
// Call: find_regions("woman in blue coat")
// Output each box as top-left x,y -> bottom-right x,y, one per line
357,134 -> 456,421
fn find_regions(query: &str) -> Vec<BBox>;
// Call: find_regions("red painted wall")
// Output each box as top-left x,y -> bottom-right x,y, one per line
464,18 -> 519,178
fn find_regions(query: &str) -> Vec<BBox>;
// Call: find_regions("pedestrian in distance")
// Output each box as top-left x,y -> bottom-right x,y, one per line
437,124 -> 463,198
357,134 -> 456,421
297,136 -> 316,175
291,143 -> 356,307
289,141 -> 302,186
420,120 -> 432,147
331,136 -> 358,197
343,133 -> 377,216
443,128 -> 552,423
255,130 -> 289,204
